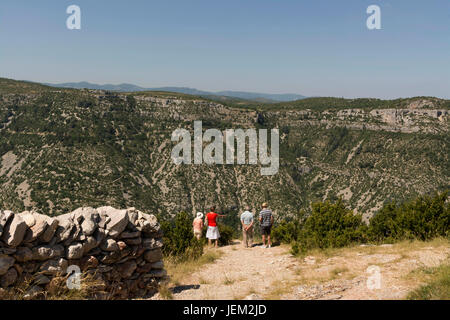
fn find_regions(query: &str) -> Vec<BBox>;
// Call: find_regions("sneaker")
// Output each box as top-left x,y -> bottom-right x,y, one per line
268,244 -> 272,248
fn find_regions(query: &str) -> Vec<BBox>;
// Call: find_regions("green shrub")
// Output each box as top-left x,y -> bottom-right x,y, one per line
297,200 -> 367,249
218,224 -> 234,246
272,211 -> 307,244
272,221 -> 298,244
369,191 -> 449,242
290,242 -> 301,256
160,212 -> 203,261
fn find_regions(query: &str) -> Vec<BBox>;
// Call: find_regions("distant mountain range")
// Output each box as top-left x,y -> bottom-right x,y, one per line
43,82 -> 306,102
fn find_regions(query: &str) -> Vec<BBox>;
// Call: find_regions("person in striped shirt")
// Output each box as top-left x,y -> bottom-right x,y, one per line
259,203 -> 274,248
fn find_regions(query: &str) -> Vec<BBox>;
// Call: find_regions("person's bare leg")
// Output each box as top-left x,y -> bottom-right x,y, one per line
215,239 -> 218,248
208,239 -> 212,247
268,235 -> 272,247
262,235 -> 266,246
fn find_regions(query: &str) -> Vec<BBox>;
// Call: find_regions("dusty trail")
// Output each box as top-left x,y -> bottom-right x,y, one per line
159,240 -> 450,300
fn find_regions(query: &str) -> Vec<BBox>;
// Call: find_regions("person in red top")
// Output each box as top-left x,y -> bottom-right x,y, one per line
205,206 -> 226,248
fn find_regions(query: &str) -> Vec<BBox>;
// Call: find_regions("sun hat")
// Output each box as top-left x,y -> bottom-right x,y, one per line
196,212 -> 204,219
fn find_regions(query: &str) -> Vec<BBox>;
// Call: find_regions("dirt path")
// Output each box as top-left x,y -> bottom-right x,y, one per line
161,239 -> 450,300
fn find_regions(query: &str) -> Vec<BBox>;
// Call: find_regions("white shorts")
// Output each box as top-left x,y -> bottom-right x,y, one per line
206,226 -> 220,240
194,230 -> 202,237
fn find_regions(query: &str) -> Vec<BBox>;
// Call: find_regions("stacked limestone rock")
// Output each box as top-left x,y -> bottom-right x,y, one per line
0,207 -> 166,299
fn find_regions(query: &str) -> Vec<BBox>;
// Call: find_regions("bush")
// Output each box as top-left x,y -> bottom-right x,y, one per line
297,201 -> 367,249
369,191 -> 449,242
272,211 -> 307,244
218,223 -> 234,246
272,192 -> 448,255
160,212 -> 203,261
290,242 -> 301,256
272,221 -> 298,244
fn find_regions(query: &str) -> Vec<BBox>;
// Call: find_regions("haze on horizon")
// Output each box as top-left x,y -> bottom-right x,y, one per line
0,0 -> 449,99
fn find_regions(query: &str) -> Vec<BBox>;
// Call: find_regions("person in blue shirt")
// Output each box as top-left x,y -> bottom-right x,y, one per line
240,206 -> 254,248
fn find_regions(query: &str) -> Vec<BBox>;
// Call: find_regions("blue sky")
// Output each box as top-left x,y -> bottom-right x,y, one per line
0,0 -> 449,99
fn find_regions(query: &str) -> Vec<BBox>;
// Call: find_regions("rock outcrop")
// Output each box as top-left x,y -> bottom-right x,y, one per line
0,207 -> 165,299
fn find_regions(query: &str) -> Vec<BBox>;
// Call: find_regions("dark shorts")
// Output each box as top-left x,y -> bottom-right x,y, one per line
261,225 -> 272,236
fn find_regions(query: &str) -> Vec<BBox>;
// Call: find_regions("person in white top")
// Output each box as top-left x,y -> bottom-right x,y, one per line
192,212 -> 204,240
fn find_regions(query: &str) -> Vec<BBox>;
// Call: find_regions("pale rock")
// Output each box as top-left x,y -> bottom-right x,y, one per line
126,208 -> 139,225
100,239 -> 119,252
72,207 -> 99,236
143,238 -> 163,250
32,245 -> 64,261
70,211 -> 84,224
98,213 -> 110,229
0,211 -> 14,237
101,207 -> 129,238
23,213 -> 49,243
2,214 -> 27,247
83,236 -> 98,254
117,241 -> 127,251
39,216 -> 59,243
40,258 -> 68,275
20,212 -> 36,227
54,214 -> 75,242
67,243 -> 84,260
136,212 -> 160,234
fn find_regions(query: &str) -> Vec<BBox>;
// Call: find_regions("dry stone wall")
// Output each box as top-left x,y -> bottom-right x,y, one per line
0,207 -> 166,299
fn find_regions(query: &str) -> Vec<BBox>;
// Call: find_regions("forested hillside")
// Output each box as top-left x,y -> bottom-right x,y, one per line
0,78 -> 448,220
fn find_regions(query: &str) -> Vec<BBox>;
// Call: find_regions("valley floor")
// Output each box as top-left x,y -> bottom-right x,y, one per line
153,239 -> 450,300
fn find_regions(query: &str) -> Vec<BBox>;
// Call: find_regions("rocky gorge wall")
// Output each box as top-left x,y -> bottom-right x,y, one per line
0,207 -> 166,299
